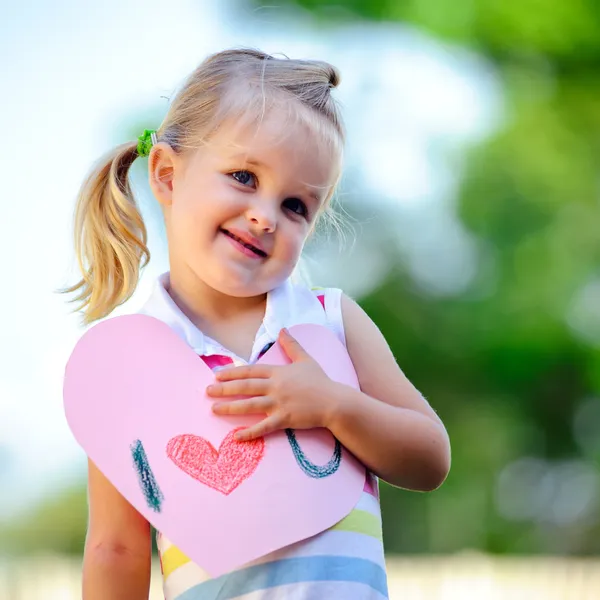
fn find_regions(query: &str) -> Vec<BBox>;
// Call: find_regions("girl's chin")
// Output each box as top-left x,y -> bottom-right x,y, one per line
206,275 -> 270,298
217,277 -> 292,298
199,259 -> 295,295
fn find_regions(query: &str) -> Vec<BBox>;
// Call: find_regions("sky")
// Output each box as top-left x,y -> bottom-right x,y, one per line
0,0 -> 501,516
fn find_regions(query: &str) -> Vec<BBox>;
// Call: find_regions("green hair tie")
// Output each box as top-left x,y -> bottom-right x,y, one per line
137,129 -> 157,157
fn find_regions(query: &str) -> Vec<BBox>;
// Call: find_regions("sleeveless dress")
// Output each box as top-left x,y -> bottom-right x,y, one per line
139,274 -> 389,600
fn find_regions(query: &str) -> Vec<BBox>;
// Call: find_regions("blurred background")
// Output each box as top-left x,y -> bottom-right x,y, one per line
2,0 -> 600,598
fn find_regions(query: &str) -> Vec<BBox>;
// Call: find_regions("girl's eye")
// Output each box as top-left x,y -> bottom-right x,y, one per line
231,170 -> 257,187
283,198 -> 308,218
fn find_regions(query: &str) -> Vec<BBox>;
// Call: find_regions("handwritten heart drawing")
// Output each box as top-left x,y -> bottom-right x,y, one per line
63,315 -> 366,577
166,429 -> 265,495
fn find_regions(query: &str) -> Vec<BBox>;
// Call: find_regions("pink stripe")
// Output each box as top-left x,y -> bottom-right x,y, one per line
201,354 -> 235,370
363,472 -> 379,498
317,294 -> 325,309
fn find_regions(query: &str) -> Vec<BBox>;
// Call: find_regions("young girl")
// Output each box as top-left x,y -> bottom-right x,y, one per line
66,48 -> 450,600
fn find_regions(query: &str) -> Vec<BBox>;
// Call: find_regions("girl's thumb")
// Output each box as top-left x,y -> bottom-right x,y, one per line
279,328 -> 307,361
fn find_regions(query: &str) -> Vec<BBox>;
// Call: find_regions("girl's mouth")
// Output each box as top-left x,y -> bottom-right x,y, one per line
220,229 -> 268,258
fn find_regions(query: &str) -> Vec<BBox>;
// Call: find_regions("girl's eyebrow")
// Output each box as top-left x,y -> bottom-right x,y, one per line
304,188 -> 323,204
229,154 -> 266,170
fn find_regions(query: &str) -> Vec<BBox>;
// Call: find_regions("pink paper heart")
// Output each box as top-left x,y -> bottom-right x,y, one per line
63,315 -> 365,577
166,428 -> 265,495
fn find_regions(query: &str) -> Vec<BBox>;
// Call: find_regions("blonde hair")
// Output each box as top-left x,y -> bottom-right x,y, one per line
64,48 -> 345,323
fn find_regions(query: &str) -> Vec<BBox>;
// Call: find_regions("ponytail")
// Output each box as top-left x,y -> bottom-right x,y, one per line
64,142 -> 149,324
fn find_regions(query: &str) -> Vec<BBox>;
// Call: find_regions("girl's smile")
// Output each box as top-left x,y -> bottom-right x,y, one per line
220,227 -> 269,259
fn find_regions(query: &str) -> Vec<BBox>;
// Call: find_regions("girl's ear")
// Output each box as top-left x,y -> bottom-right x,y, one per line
148,142 -> 179,208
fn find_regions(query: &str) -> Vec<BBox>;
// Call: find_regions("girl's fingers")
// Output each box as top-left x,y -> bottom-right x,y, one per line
207,378 -> 269,397
215,365 -> 273,381
235,414 -> 283,441
212,396 -> 273,416
278,328 -> 310,362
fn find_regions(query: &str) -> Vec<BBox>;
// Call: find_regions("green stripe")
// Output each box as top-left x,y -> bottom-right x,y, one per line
331,509 -> 383,540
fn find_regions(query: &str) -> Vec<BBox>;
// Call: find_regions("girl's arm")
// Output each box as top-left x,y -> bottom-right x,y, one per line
325,295 -> 451,491
83,459 -> 152,600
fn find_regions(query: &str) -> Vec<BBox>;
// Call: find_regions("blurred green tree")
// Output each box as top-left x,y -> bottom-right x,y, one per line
2,485 -> 88,556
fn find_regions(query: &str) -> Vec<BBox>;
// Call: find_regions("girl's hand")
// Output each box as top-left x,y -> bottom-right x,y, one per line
207,328 -> 338,441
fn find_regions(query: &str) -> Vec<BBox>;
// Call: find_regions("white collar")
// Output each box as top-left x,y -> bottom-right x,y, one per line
138,272 -> 328,362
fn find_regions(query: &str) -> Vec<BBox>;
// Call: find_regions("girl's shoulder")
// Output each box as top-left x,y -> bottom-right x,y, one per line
309,286 -> 346,347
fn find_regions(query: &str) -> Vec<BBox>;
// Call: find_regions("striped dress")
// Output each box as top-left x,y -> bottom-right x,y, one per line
139,275 -> 389,599
157,473 -> 386,599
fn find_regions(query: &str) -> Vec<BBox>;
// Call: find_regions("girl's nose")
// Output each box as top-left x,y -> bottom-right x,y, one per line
246,204 -> 277,233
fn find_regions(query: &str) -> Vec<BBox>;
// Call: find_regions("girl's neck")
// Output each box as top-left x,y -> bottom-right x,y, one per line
166,268 -> 267,351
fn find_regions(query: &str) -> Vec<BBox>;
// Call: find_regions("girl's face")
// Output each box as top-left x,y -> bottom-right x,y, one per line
157,108 -> 339,298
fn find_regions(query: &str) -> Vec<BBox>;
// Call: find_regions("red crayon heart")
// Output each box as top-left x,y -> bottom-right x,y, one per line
167,429 -> 265,496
